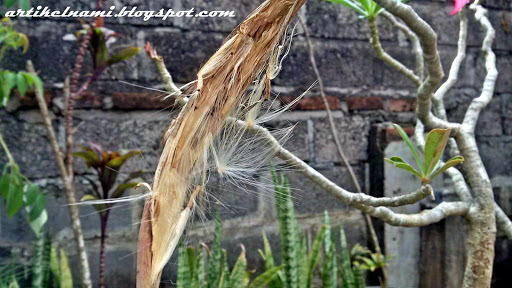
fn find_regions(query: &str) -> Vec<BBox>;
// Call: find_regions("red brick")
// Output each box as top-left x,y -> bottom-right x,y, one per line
75,90 -> 102,108
14,89 -> 52,107
281,95 -> 340,110
389,98 -> 417,112
346,97 -> 383,111
112,92 -> 177,110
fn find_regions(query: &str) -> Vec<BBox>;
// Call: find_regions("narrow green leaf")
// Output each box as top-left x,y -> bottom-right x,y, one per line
41,233 -> 52,288
186,247 -> 198,287
31,234 -> 45,287
393,124 -> 424,174
197,246 -> 206,288
248,265 -> 284,288
0,173 -> 10,199
107,46 -> 141,66
59,249 -> 73,288
105,150 -> 140,168
73,151 -> 100,168
219,249 -> 230,288
229,246 -> 247,287
110,182 -> 138,199
358,0 -> 372,13
298,236 -> 307,287
273,172 -> 300,288
326,0 -> 368,16
49,247 -> 61,286
307,225 -> 326,287
95,31 -> 108,68
207,209 -> 222,288
384,157 -> 422,178
30,73 -> 43,93
339,225 -> 355,287
177,243 -> 190,288
80,194 -> 97,202
424,128 -> 451,175
6,173 -> 23,217
321,244 -> 336,287
430,156 -> 464,180
16,72 -> 27,96
353,268 -> 366,288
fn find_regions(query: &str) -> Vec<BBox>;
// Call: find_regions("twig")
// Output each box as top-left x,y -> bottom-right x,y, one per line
462,4 -> 498,132
374,0 -> 458,132
149,51 -> 459,222
381,11 -> 424,81
298,17 -> 387,284
27,61 -> 92,288
368,17 -> 421,87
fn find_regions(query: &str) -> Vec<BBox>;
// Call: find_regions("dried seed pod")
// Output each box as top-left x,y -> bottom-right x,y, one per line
136,1 -> 306,287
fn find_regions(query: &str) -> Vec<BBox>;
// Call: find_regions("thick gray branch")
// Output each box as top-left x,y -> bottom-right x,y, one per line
374,0 -> 459,132
149,47 -> 469,228
433,10 -> 468,121
360,201 -> 470,227
369,17 -> 421,87
496,204 -> 512,240
462,4 -> 498,132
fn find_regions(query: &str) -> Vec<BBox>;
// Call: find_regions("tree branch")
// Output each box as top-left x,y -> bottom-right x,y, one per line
360,201 -> 470,227
27,61 -> 92,288
496,204 -> 512,240
368,17 -> 421,87
146,51 -> 471,228
462,4 -> 498,132
381,11 -> 424,81
299,17 -> 385,282
433,10 -> 468,121
374,0 -> 459,132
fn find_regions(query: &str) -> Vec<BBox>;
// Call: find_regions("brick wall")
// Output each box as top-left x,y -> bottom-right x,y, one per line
1,0 -> 511,287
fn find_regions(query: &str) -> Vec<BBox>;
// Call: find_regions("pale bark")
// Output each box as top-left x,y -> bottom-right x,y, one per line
298,17 -> 386,285
27,62 -> 92,288
368,17 -> 421,87
146,3 -> 512,284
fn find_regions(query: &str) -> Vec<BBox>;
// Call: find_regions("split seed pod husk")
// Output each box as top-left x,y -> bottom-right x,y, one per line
136,0 -> 306,287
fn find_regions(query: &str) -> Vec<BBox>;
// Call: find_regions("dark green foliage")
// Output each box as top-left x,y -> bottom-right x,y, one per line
176,210 -> 281,288
71,19 -> 140,71
207,210 -> 223,288
0,18 -> 42,107
272,169 -> 300,288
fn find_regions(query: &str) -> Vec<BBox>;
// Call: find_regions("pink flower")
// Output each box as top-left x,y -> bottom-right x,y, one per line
451,0 -> 469,15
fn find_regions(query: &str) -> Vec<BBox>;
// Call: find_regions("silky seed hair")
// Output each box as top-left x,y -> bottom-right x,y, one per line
136,1 -> 307,286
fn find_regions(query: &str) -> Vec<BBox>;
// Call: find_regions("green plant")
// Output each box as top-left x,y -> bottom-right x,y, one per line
0,18 -> 42,107
269,168 -> 327,288
74,142 -> 143,288
0,237 -> 73,288
2,0 -> 31,12
325,0 -> 384,20
325,0 -> 408,20
176,210 -> 283,288
268,168 -> 390,288
385,124 -> 464,186
64,18 -> 140,78
49,247 -> 73,288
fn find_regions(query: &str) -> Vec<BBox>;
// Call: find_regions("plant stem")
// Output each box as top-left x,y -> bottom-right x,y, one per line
28,61 -> 92,288
99,211 -> 110,288
0,134 -> 14,166
298,17 -> 387,287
